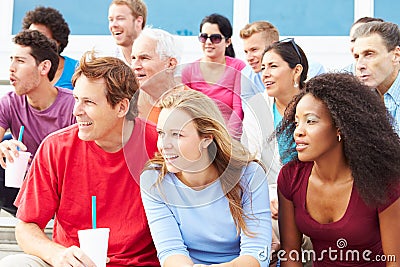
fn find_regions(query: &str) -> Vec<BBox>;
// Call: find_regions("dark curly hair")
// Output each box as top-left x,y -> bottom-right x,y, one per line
22,6 -> 70,54
13,30 -> 59,81
276,72 -> 400,207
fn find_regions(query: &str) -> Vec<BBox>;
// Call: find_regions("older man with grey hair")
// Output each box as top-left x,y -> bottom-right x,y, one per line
131,27 -> 184,123
352,21 -> 400,135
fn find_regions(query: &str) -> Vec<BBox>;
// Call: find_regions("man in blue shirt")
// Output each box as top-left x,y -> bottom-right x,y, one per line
352,21 -> 400,135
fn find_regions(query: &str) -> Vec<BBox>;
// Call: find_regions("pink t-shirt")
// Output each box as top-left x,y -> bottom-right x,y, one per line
15,118 -> 159,267
0,87 -> 76,156
181,56 -> 246,139
278,160 -> 400,266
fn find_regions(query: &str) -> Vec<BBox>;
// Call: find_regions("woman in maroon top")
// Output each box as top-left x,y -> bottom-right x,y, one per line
275,73 -> 400,266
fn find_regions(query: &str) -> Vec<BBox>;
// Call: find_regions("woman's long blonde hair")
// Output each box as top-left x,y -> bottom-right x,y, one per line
146,90 -> 261,236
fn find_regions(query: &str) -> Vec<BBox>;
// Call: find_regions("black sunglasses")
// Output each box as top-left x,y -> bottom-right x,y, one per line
198,33 -> 225,44
278,38 -> 302,65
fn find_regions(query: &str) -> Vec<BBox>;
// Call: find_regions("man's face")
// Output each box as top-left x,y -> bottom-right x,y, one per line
243,32 -> 269,73
108,4 -> 143,47
73,75 -> 124,150
353,33 -> 399,94
29,24 -> 58,47
9,44 -> 41,96
131,35 -> 169,90
349,22 -> 363,53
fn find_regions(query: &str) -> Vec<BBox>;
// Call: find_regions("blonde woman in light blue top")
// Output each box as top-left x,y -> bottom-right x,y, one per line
141,90 -> 271,267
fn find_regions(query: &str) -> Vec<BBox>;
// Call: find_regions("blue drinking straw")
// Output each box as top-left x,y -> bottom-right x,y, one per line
92,196 -> 97,229
17,126 -> 24,151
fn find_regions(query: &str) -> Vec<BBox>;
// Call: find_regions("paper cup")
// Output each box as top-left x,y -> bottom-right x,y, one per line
5,151 -> 31,188
78,228 -> 110,267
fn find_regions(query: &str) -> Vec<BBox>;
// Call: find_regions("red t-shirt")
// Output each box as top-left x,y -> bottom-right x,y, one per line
15,118 -> 159,267
278,160 -> 400,267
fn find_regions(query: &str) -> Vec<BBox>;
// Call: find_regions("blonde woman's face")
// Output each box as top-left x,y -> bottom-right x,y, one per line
156,108 -> 212,175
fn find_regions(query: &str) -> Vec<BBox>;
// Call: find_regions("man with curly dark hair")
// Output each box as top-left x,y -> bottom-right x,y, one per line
352,21 -> 400,136
0,29 -> 75,216
22,6 -> 78,90
276,72 -> 400,266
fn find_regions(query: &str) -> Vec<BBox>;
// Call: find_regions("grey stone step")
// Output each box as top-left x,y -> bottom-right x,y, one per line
0,215 -> 23,260
0,217 -> 53,244
0,243 -> 23,259
0,216 -> 19,244
0,210 -> 53,259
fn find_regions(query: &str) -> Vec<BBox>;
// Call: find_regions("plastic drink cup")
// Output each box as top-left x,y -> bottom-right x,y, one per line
78,228 -> 110,267
5,151 -> 31,188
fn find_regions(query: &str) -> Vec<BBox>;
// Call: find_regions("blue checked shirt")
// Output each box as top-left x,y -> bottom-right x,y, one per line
384,71 -> 400,136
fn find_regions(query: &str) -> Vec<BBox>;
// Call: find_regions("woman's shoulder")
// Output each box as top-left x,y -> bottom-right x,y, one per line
243,161 -> 264,173
278,161 -> 313,197
241,161 -> 268,192
140,165 -> 162,187
281,160 -> 313,174
225,56 -> 246,70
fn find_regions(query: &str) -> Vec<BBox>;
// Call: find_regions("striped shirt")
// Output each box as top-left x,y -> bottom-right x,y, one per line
384,71 -> 400,136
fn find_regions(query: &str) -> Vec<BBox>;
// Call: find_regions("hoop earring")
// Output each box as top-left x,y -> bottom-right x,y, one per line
337,135 -> 342,142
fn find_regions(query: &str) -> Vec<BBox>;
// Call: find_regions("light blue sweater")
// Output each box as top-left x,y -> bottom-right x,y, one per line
140,162 -> 272,267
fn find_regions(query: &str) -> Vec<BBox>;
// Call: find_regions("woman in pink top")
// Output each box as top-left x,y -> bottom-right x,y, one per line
181,13 -> 246,140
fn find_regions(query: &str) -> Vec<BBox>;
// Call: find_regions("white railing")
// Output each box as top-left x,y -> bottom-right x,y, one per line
0,34 -> 352,82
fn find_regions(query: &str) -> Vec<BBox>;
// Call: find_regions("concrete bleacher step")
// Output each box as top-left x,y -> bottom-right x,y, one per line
0,216 -> 21,244
0,216 -> 23,259
0,211 -> 53,259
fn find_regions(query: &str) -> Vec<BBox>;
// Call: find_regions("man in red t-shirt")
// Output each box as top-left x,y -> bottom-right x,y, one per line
0,51 -> 159,267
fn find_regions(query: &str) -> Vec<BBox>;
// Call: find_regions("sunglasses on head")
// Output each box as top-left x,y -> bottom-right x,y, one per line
278,38 -> 302,65
198,33 -> 225,44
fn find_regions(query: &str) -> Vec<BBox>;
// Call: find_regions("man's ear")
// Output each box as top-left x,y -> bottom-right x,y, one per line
393,46 -> 400,64
168,57 -> 178,69
117,98 -> 130,118
39,60 -> 52,76
135,16 -> 144,31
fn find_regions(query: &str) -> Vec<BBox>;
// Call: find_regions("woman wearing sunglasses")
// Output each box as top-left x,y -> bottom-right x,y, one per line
181,13 -> 247,140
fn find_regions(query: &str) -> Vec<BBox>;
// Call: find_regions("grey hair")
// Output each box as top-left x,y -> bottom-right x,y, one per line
138,27 -> 181,63
353,21 -> 400,52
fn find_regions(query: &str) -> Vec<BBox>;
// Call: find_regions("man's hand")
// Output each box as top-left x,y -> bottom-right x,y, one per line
0,139 -> 27,168
51,245 -> 96,267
